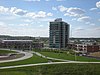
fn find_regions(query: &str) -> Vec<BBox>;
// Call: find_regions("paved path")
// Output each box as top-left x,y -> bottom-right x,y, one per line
29,51 -> 76,62
0,49 -> 33,63
1,61 -> 100,69
0,50 -> 100,69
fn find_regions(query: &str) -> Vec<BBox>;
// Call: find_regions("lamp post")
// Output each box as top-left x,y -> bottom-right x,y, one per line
75,51 -> 77,61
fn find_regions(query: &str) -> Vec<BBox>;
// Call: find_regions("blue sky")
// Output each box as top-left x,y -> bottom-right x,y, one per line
0,0 -> 100,37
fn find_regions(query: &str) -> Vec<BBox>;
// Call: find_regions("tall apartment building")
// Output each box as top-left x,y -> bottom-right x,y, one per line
49,18 -> 69,48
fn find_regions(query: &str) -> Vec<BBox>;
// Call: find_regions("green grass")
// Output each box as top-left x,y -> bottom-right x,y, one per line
0,63 -> 100,75
0,54 -> 48,67
40,52 -> 100,62
0,50 -> 17,54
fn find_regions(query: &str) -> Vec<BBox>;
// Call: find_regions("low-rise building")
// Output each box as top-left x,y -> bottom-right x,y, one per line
68,43 -> 100,53
0,40 -> 33,50
33,42 -> 44,49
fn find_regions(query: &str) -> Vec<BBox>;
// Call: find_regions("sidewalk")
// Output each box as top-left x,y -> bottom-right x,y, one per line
0,49 -> 33,63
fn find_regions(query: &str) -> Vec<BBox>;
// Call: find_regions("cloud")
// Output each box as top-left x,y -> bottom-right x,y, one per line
24,0 -> 40,2
85,22 -> 91,24
71,18 -> 77,21
47,13 -> 53,16
23,19 -> 33,22
39,25 -> 44,27
56,0 -> 65,1
58,5 -> 85,17
0,6 -> 27,16
98,19 -> 100,21
25,11 -> 53,18
10,7 -> 27,16
90,8 -> 97,11
66,7 -> 85,17
0,6 -> 9,13
35,11 -> 46,18
96,1 -> 100,8
52,7 -> 57,11
0,21 -> 6,27
58,5 -> 68,12
45,0 -> 50,1
19,24 -> 30,26
0,6 -> 53,19
90,23 -> 95,26
25,12 -> 36,18
75,27 -> 85,32
85,22 -> 96,26
77,16 -> 91,22
94,27 -> 100,30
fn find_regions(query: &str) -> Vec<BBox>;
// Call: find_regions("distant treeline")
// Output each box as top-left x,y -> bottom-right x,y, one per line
0,35 -> 100,41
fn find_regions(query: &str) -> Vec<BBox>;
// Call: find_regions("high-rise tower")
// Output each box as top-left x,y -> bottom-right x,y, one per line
49,18 -> 69,48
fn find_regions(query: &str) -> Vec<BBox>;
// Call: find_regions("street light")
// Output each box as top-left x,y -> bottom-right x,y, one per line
75,51 -> 77,61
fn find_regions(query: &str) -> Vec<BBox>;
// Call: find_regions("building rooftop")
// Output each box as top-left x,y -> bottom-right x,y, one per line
2,40 -> 33,42
54,18 -> 62,22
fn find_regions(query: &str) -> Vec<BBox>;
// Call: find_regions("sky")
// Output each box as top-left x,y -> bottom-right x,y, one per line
0,0 -> 100,38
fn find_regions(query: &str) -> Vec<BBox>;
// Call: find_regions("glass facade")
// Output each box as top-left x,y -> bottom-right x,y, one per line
49,20 -> 69,48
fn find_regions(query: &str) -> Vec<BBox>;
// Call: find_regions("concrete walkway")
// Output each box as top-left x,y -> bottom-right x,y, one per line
0,49 -> 33,63
0,50 -> 100,69
1,61 -> 100,69
30,51 -> 76,62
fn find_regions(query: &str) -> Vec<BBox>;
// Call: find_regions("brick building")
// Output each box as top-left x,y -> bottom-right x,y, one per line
68,43 -> 100,53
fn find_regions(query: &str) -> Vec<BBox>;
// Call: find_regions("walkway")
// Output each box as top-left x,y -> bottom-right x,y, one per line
1,61 -> 100,69
0,50 -> 100,69
29,51 -> 75,62
0,49 -> 33,63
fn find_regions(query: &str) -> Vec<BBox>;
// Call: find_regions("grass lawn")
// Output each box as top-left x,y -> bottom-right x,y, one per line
0,63 -> 100,75
0,54 -> 48,67
0,50 -> 17,54
40,52 -> 100,62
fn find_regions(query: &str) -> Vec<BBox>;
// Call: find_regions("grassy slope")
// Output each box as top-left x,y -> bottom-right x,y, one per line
0,54 -> 48,67
40,52 -> 100,62
0,63 -> 100,75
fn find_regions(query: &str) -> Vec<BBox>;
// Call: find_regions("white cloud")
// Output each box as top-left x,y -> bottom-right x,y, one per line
24,0 -> 40,2
39,25 -> 44,27
75,27 -> 85,31
25,11 -> 53,18
85,22 -> 91,24
0,6 -> 53,18
47,13 -> 53,16
56,0 -> 65,1
45,0 -> 50,1
96,1 -> 100,8
0,6 -> 27,16
0,6 -> 9,13
25,12 -> 36,18
58,5 -> 85,17
90,8 -> 97,11
90,23 -> 95,26
77,16 -> 91,22
10,7 -> 27,16
66,7 -> 85,17
85,22 -> 96,26
71,18 -> 77,21
58,5 -> 68,12
23,19 -> 33,22
19,24 -> 30,26
52,7 -> 57,11
0,21 -> 6,27
36,11 -> 46,18
98,19 -> 100,21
